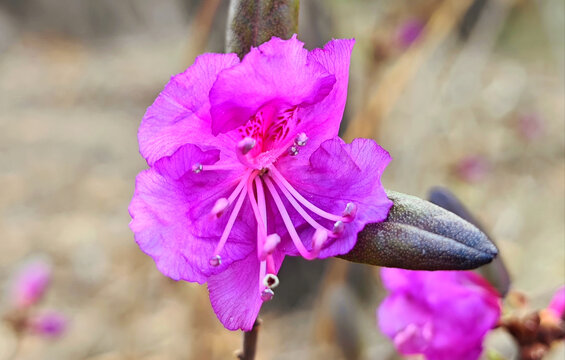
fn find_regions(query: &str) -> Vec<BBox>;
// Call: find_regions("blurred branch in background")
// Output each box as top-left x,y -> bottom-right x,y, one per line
344,0 -> 475,141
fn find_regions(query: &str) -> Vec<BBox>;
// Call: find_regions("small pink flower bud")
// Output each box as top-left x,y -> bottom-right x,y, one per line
30,311 -> 67,338
547,286 -> 565,319
11,258 -> 52,309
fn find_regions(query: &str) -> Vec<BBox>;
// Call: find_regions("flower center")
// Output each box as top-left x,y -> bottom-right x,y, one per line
192,125 -> 357,301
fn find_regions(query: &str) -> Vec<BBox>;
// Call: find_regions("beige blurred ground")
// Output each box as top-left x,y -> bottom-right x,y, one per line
0,0 -> 563,359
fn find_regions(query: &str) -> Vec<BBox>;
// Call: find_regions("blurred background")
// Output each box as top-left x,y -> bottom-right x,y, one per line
0,0 -> 563,359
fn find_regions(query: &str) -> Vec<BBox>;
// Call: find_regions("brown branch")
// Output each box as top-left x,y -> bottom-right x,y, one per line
235,318 -> 262,360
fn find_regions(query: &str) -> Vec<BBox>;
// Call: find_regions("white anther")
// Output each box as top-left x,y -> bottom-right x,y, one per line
342,202 -> 357,221
192,163 -> 203,173
332,220 -> 345,235
295,133 -> 308,146
289,146 -> 299,156
237,137 -> 256,155
312,228 -> 328,253
261,288 -> 274,301
260,234 -> 281,260
209,255 -> 222,267
211,198 -> 229,218
262,274 -> 280,289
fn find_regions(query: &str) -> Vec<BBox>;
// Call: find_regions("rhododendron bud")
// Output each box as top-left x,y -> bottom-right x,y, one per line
30,311 -> 67,338
396,18 -> 424,48
11,258 -> 52,309
129,35 -> 392,331
377,268 -> 502,360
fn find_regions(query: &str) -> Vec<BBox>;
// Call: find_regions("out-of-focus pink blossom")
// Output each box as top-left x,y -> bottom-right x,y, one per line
396,19 -> 424,48
455,154 -> 491,183
517,112 -> 545,141
11,259 -> 52,308
378,268 -> 502,360
30,311 -> 67,338
547,286 -> 565,319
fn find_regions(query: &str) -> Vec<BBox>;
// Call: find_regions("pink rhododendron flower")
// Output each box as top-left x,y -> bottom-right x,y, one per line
30,310 -> 68,338
11,259 -> 52,308
378,268 -> 502,360
129,35 -> 392,331
547,286 -> 565,319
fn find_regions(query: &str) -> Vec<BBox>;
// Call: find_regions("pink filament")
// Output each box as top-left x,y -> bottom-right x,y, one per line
255,177 -> 278,277
201,164 -> 243,171
227,169 -> 253,204
246,173 -> 267,238
212,175 -> 249,257
250,175 -> 271,296
269,174 -> 330,233
263,176 -> 320,260
269,165 -> 344,222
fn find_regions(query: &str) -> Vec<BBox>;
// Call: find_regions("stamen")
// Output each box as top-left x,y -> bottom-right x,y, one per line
238,137 -> 256,155
209,176 -> 249,265
295,133 -> 308,146
193,163 -> 243,173
342,202 -> 357,222
261,288 -> 274,301
210,198 -> 229,218
265,176 -> 327,233
209,170 -> 252,220
192,163 -> 203,173
228,169 -> 253,204
201,164 -> 242,171
312,228 -> 329,253
236,137 -> 259,169
263,176 -> 321,260
259,234 -> 281,261
288,146 -> 299,156
209,255 -> 221,267
269,166 -> 344,222
262,274 -> 280,289
266,254 -> 276,275
246,173 -> 267,237
332,220 -> 345,235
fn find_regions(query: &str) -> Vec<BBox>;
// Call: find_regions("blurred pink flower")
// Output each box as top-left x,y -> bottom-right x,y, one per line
378,268 -> 502,360
129,36 -> 392,331
455,154 -> 491,183
11,259 -> 52,308
547,286 -> 565,319
517,112 -> 545,141
396,19 -> 424,48
30,311 -> 67,338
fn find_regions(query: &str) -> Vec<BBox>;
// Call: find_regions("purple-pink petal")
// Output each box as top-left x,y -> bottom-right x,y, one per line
296,38 -> 355,153
209,35 -> 336,135
275,137 -> 392,258
139,53 -> 240,166
208,251 -> 285,331
129,145 -> 256,283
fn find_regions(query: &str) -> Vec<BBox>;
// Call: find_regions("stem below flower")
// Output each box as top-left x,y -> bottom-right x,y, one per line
236,318 -> 262,360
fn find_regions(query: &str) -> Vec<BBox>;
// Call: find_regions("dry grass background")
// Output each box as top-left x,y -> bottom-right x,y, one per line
0,0 -> 563,359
